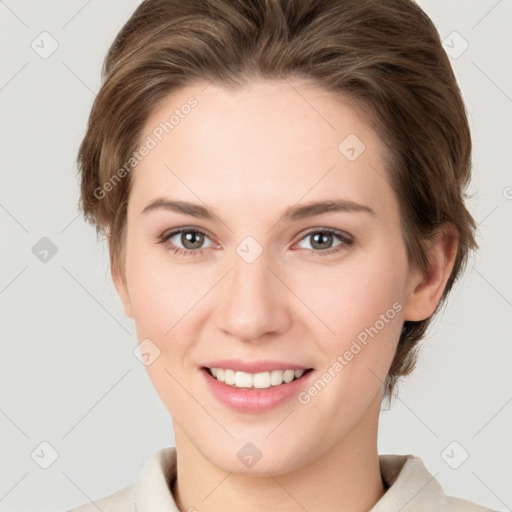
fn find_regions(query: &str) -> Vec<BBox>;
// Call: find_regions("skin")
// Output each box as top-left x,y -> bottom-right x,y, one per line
111,78 -> 458,512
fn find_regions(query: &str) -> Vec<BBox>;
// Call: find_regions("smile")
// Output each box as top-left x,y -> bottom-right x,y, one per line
206,367 -> 311,389
201,359 -> 315,412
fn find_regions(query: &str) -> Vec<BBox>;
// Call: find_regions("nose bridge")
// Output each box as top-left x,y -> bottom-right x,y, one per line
215,247 -> 289,342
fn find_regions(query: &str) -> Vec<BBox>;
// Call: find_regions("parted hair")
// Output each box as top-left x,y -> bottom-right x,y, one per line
77,0 -> 477,405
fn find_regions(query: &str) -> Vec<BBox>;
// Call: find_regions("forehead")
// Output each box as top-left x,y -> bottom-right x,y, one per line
129,79 -> 395,221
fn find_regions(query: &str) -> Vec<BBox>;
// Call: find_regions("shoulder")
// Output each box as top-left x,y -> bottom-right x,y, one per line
65,446 -> 178,512
376,453 -> 497,512
445,495 -> 498,512
67,484 -> 136,512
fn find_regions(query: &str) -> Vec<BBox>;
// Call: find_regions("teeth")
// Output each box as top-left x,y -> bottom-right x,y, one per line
270,370 -> 283,386
253,372 -> 270,389
208,368 -> 307,389
235,371 -> 253,388
283,369 -> 295,383
225,369 -> 236,385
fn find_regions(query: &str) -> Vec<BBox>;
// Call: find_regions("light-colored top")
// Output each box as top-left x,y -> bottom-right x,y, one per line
67,447 -> 496,511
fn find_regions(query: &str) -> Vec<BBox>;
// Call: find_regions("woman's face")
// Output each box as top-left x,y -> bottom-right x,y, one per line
114,78 -> 420,475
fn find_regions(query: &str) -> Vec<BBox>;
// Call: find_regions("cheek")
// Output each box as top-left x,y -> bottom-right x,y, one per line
125,240 -> 206,334
294,261 -> 405,420
294,250 -> 406,341
292,249 -> 407,402
125,249 -> 204,412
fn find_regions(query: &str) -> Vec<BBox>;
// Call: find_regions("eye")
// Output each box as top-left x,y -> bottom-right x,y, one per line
295,228 -> 354,257
158,227 -> 354,258
159,227 -> 216,257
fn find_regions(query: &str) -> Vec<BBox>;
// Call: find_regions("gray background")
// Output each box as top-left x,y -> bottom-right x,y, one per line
1,1 -> 511,511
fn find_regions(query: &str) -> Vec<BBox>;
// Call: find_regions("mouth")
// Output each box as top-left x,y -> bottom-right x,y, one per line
203,367 -> 314,389
200,359 -> 315,412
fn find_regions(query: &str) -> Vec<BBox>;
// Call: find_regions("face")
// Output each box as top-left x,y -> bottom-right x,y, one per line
113,78 -> 424,475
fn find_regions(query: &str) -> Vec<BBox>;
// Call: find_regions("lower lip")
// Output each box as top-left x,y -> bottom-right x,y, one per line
202,368 -> 313,413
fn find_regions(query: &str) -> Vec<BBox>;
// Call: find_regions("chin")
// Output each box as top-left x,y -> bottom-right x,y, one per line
196,435 -> 315,477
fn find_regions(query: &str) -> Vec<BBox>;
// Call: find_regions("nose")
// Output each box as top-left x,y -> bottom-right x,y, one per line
214,251 -> 292,344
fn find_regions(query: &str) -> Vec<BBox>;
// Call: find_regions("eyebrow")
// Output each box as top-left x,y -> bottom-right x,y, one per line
141,197 -> 375,221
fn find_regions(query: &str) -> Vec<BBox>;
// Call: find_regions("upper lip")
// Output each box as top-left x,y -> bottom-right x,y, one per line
202,359 -> 313,373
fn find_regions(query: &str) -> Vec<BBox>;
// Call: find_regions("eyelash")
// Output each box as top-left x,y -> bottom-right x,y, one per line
158,227 -> 354,258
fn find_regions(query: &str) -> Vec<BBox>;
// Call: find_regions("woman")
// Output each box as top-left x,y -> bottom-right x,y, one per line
69,0 -> 496,510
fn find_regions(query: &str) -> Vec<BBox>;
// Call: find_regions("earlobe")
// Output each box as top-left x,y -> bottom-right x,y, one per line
403,225 -> 459,322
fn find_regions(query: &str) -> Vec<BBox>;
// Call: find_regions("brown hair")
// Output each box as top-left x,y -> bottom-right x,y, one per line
77,0 -> 477,406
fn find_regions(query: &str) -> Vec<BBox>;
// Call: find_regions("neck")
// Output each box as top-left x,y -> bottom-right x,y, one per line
172,394 -> 386,512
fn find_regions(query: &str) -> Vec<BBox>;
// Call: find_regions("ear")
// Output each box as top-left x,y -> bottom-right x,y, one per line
112,265 -> 133,319
402,224 -> 459,322
108,234 -> 133,319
